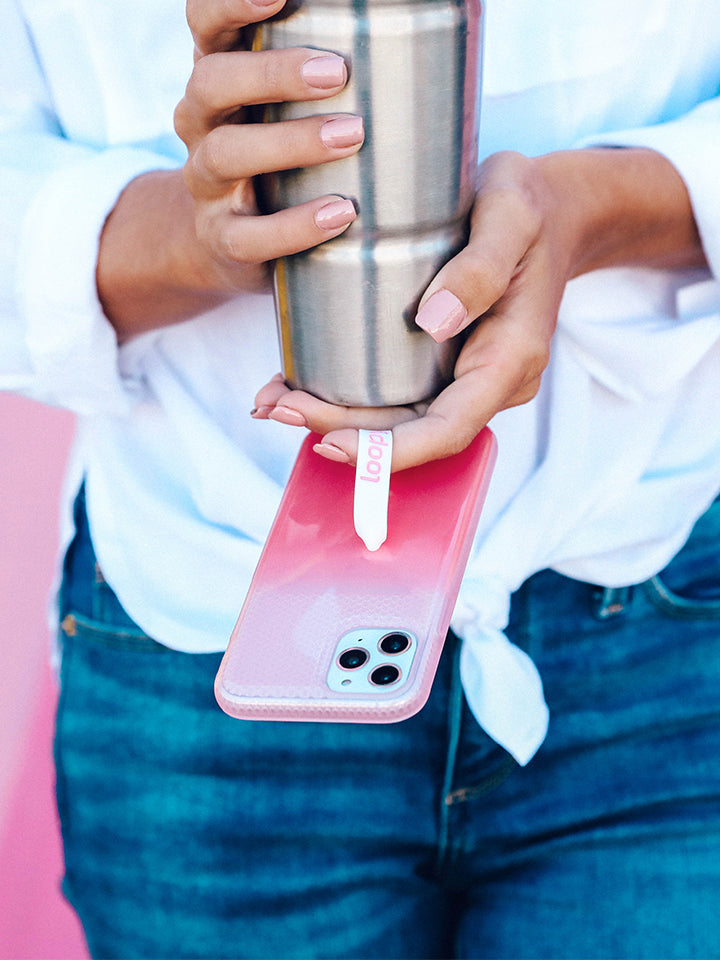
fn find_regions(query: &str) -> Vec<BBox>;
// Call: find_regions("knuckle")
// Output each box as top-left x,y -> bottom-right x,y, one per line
431,419 -> 478,461
511,376 -> 543,407
491,185 -> 543,239
185,56 -> 219,112
173,99 -> 192,143
453,327 -> 550,386
181,158 -> 200,196
194,128 -> 229,180
507,336 -> 551,382
443,431 -> 476,460
464,256 -> 509,305
220,221 -> 261,264
185,0 -> 200,35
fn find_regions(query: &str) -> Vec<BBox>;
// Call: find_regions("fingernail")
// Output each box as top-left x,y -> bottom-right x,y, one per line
320,116 -> 364,149
314,442 -> 351,464
415,289 -> 468,342
314,198 -> 356,230
268,406 -> 308,427
250,405 -> 274,419
301,55 -> 347,89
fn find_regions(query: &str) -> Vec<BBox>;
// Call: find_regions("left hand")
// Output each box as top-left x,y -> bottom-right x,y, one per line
252,148 -> 705,471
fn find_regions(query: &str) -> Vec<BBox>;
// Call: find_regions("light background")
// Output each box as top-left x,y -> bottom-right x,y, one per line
0,393 -> 88,959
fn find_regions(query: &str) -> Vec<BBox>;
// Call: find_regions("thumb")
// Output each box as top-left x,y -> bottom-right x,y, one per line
415,181 -> 537,343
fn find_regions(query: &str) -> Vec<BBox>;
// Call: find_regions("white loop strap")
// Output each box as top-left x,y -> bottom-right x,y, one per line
353,429 -> 393,551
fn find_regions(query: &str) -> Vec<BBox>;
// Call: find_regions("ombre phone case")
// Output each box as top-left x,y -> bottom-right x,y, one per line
215,428 -> 496,723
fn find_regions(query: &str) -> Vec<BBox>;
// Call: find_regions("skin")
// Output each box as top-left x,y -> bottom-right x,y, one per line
96,0 -> 708,472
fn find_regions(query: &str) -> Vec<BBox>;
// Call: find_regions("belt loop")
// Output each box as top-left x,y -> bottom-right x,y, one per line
591,585 -> 633,620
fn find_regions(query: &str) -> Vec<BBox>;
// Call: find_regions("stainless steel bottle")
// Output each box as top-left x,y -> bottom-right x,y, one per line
260,0 -> 483,406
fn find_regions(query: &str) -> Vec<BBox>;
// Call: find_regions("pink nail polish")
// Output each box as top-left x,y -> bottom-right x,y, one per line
320,116 -> 364,149
314,198 -> 356,231
268,406 -> 308,427
415,289 -> 467,342
313,442 -> 351,464
301,56 -> 347,89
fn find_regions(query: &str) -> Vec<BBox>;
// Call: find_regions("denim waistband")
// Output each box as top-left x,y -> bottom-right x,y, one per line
61,482 -> 720,642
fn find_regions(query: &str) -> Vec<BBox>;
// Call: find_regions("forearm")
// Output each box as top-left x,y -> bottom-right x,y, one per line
537,147 -> 707,279
96,169 -> 265,343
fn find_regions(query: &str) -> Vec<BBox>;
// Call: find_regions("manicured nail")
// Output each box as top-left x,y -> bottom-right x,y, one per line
415,289 -> 468,342
268,406 -> 308,427
314,198 -> 356,231
301,55 -> 347,89
314,442 -> 351,464
250,405 -> 274,419
320,116 -> 364,149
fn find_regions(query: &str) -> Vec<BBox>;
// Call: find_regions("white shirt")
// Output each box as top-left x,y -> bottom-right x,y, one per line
2,0 -> 720,764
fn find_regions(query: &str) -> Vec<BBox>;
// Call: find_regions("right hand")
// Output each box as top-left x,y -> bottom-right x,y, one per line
173,0 -> 364,295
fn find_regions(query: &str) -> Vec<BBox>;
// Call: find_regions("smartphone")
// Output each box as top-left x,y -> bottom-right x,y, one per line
215,427 -> 496,723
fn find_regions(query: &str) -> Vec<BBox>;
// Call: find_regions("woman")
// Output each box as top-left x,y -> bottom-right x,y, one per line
2,0 -> 720,955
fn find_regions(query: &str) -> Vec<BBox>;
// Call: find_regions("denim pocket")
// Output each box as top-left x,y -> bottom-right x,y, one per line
60,483 -> 166,651
642,574 -> 720,620
60,609 -> 165,651
642,499 -> 720,619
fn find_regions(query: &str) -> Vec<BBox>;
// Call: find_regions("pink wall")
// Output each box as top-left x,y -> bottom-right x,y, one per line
0,393 -> 88,959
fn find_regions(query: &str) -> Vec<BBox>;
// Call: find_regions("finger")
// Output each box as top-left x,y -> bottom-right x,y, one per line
314,305 -> 551,471
187,115 -> 364,189
199,194 -> 359,263
415,159 -> 544,343
175,49 -> 348,142
313,390 -> 482,471
252,381 -> 418,431
187,0 -> 288,57
251,372 -> 287,416
313,378 -> 489,472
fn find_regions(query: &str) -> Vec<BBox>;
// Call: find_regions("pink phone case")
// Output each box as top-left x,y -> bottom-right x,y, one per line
215,428 -> 497,723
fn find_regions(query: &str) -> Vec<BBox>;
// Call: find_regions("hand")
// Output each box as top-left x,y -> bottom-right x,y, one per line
253,147 -> 705,471
174,0 -> 366,290
98,0 -> 364,340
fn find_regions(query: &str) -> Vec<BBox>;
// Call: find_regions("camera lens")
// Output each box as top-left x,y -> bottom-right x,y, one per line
379,632 -> 411,655
370,664 -> 400,686
338,648 -> 369,670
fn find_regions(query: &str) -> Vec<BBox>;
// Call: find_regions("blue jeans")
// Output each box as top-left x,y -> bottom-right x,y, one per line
56,489 -> 720,959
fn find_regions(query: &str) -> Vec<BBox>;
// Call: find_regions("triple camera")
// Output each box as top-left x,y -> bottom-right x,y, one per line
326,629 -> 417,694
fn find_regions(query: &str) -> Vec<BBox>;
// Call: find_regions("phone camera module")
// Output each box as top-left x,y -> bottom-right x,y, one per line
379,632 -> 411,656
370,664 -> 401,686
338,648 -> 370,671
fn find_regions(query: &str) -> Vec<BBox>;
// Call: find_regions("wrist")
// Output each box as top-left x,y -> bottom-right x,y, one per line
97,169 -> 266,342
534,147 -> 705,278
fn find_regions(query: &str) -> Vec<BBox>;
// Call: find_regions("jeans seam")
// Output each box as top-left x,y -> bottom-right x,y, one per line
54,634 -> 78,899
436,636 -> 464,875
642,575 -> 720,620
444,756 -> 517,806
62,610 -> 165,650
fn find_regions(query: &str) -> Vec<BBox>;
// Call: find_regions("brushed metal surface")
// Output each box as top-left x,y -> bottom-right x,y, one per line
261,0 -> 483,405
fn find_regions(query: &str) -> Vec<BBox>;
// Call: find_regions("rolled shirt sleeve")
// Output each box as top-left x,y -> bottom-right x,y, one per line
0,0 -> 181,415
11,141 -> 177,415
580,95 -> 720,281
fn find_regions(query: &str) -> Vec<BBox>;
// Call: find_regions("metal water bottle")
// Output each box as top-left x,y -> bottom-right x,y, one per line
260,0 -> 483,406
